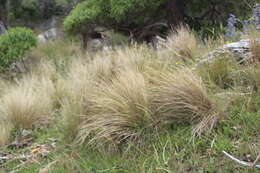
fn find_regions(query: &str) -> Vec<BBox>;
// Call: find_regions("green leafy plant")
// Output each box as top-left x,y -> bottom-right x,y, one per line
64,0 -> 167,47
0,27 -> 37,71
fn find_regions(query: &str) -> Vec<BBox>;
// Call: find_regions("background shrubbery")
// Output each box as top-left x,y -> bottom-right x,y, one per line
0,1 -> 259,172
0,27 -> 36,71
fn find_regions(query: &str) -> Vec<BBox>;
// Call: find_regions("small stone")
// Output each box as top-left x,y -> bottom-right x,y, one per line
37,28 -> 64,43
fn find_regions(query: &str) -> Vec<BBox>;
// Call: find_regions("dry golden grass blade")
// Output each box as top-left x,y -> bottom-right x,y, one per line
0,76 -> 53,129
161,25 -> 200,61
75,69 -> 152,145
151,68 -> 224,136
0,122 -> 12,146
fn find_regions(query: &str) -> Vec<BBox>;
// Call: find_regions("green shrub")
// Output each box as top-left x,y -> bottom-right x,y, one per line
64,0 -> 166,47
63,0 -> 104,35
64,0 -> 165,33
0,27 -> 37,71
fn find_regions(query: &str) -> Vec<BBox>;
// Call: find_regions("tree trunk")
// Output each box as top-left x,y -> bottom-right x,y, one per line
166,0 -> 184,28
0,0 -> 8,24
82,32 -> 88,49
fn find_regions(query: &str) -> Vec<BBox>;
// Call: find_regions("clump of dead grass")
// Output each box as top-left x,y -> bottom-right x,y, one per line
242,27 -> 260,63
75,69 -> 152,145
60,45 -> 176,144
151,68 -> 225,137
8,34 -> 234,147
162,25 -> 200,61
250,39 -> 260,63
58,43 -> 229,145
0,76 -> 53,130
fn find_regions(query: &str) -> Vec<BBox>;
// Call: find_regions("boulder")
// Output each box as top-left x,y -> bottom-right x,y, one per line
198,39 -> 260,65
37,28 -> 64,43
89,39 -> 103,49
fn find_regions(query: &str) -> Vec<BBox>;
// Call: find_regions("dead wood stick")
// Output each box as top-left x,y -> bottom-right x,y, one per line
252,154 -> 260,168
223,151 -> 260,169
0,155 -> 31,160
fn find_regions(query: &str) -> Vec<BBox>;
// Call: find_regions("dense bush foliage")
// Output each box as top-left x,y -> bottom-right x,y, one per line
0,0 -> 79,24
0,27 -> 37,70
1,0 -> 258,38
64,0 -> 258,45
64,0 -> 166,40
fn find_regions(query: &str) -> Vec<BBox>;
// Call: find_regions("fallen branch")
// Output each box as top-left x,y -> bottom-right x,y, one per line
222,151 -> 260,169
0,155 -> 32,161
252,154 -> 260,168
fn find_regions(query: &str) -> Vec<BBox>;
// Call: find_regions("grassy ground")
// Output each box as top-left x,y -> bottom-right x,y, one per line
1,105 -> 259,173
0,27 -> 259,173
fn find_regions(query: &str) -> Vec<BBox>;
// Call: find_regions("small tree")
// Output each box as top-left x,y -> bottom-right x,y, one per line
0,27 -> 37,71
64,0 -> 167,48
64,0 -> 258,47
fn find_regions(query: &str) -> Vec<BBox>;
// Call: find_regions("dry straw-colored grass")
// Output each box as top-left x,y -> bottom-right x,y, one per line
250,39 -> 260,63
60,45 -> 179,144
151,68 -> 224,137
64,64 -> 225,145
0,122 -> 12,146
60,59 -> 93,139
0,33 -> 233,147
76,69 -> 152,145
60,53 -> 123,139
57,42 -> 228,145
162,25 -> 199,61
242,27 -> 260,63
0,76 -> 53,129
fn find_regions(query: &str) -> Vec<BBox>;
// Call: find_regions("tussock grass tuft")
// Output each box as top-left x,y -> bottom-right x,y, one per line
243,27 -> 260,63
60,59 -> 93,139
250,39 -> 260,63
76,69 -> 152,145
0,76 -> 53,129
151,68 -> 224,137
60,44 -> 230,144
162,25 -> 199,61
4,34 -> 236,147
60,46 -> 156,142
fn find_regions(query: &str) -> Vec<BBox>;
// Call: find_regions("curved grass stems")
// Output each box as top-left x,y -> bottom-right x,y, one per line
161,25 -> 200,61
75,70 -> 153,145
151,68 -> 225,137
223,151 -> 260,169
65,65 -> 227,146
0,76 -> 53,130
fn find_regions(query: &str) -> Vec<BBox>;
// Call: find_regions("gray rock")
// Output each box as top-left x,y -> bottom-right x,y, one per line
222,39 -> 253,62
88,39 -> 113,51
198,39 -> 260,65
37,34 -> 47,43
89,39 -> 103,49
37,28 -> 64,43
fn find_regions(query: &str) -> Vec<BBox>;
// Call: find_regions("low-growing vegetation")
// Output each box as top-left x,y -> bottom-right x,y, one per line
0,27 -> 37,71
0,25 -> 259,172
